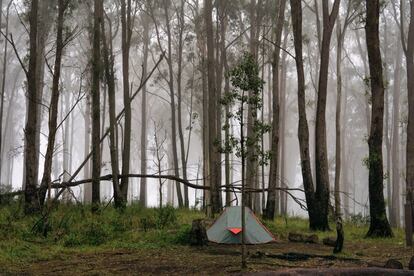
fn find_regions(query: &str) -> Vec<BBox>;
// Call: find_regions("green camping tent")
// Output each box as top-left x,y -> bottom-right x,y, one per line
206,206 -> 275,244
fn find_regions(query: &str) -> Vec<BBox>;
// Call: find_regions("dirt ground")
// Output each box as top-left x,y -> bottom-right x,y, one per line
4,239 -> 414,275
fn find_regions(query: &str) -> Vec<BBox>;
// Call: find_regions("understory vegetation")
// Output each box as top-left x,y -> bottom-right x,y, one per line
0,202 -> 405,271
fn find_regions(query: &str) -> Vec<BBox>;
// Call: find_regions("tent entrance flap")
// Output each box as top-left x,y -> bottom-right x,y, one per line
228,228 -> 242,235
206,206 -> 275,244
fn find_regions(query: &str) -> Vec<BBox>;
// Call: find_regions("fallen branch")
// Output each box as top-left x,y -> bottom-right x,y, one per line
251,251 -> 361,263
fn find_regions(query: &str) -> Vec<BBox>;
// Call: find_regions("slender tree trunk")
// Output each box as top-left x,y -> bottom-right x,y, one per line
0,1 -> 11,185
264,0 -> 286,220
176,0 -> 189,208
342,78 -> 349,218
290,0 -> 317,230
91,0 -> 103,208
24,0 -> 40,214
101,6 -> 124,208
83,93 -> 92,203
279,25 -> 289,216
365,0 -> 393,237
390,42 -> 402,228
120,0 -> 132,200
405,0 -> 414,245
163,0 -> 184,207
334,18 -> 344,218
314,0 -> 340,230
382,17 -> 393,221
246,0 -> 259,211
61,89 -> 72,202
140,13 -> 150,207
220,2 -> 231,207
205,0 -> 220,215
355,30 -> 371,135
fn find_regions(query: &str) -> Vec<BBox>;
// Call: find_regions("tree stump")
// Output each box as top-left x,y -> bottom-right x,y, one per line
190,219 -> 208,246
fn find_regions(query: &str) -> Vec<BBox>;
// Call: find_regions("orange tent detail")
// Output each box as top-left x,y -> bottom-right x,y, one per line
228,228 -> 242,235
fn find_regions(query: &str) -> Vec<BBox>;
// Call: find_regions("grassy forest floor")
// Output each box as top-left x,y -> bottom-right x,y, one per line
0,203 -> 412,275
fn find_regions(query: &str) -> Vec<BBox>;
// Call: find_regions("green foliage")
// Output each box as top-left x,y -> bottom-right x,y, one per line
156,205 -> 178,229
219,52 -> 270,165
348,213 -> 370,227
0,204 -> 406,270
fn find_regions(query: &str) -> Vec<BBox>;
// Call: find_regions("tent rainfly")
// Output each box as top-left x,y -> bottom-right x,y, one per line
206,206 -> 275,244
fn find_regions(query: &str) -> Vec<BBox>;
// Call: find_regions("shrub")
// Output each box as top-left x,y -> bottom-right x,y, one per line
349,213 -> 370,227
83,221 -> 109,246
63,232 -> 82,247
140,215 -> 157,232
173,224 -> 192,245
156,205 -> 177,229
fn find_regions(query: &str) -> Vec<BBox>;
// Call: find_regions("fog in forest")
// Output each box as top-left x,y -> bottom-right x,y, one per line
0,0 -> 411,230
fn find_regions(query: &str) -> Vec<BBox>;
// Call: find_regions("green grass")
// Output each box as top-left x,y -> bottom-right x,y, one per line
0,202 -> 406,270
0,203 -> 202,268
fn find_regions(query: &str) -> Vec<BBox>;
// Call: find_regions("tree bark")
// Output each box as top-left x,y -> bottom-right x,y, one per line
290,0 -> 317,230
176,0 -> 189,208
83,93 -> 92,203
314,0 -> 340,230
101,4 -> 124,208
0,0 -> 11,185
140,13 -> 150,207
120,0 -> 132,200
405,0 -> 414,245
279,24 -> 289,216
390,42 -> 402,228
365,0 -> 393,238
91,0 -> 103,208
24,0 -> 40,214
264,0 -> 286,220
205,0 -> 221,215
162,0 -> 184,208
